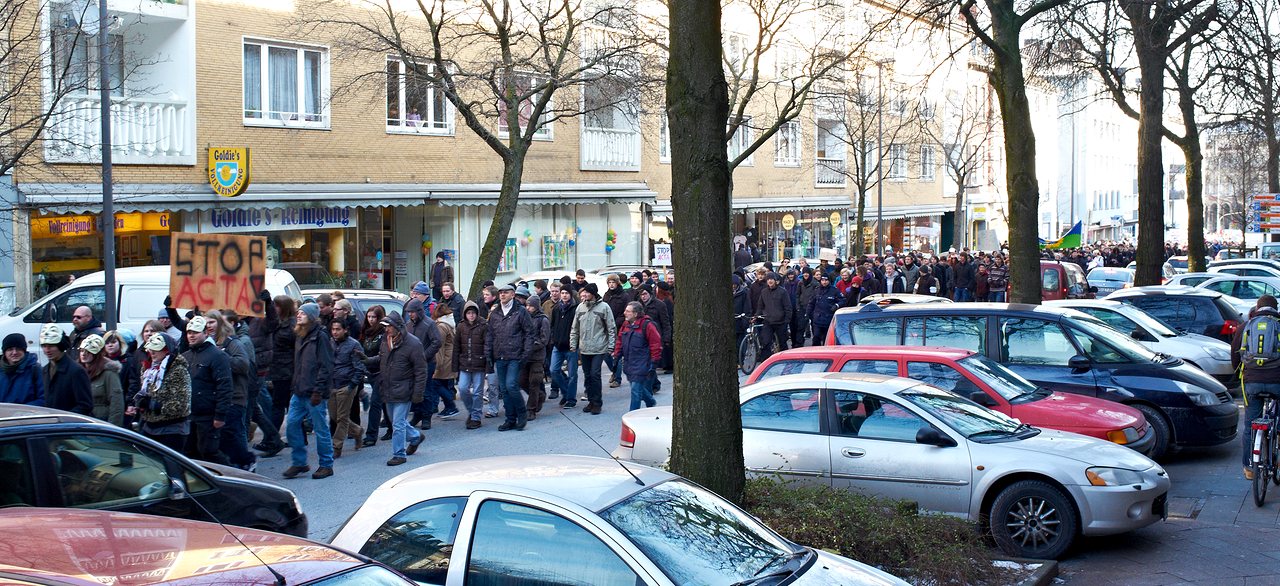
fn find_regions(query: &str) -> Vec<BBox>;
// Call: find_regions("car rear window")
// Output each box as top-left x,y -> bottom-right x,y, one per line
839,359 -> 899,376
842,318 -> 901,345
904,316 -> 986,353
755,359 -> 832,382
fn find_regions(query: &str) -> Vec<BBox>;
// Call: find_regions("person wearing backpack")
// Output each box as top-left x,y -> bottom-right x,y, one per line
1233,294 -> 1280,480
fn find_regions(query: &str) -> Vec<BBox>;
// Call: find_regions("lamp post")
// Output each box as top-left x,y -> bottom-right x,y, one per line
875,57 -> 893,256
96,0 -> 117,330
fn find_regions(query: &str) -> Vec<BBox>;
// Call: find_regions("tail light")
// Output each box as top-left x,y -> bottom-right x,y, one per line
620,423 -> 636,448
1221,319 -> 1240,337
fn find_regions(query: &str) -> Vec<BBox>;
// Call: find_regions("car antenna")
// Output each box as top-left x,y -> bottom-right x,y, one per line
559,411 -> 645,487
170,479 -> 288,585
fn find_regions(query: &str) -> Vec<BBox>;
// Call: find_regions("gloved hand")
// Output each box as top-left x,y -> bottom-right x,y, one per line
163,295 -> 172,308
258,289 -> 272,303
310,392 -> 322,406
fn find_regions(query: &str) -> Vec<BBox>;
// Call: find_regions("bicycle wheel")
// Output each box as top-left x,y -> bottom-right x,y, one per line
1254,428 -> 1270,507
739,335 -> 758,376
1271,429 -> 1280,486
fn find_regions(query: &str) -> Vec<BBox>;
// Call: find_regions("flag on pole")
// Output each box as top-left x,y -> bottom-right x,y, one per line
1039,222 -> 1083,250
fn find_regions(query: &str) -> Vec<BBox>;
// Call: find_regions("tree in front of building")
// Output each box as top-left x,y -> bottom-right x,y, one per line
304,0 -> 659,299
1206,123 -> 1269,242
918,79 -> 994,253
1213,0 -> 1280,196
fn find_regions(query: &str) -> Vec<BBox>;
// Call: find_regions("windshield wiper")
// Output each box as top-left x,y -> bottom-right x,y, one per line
730,549 -> 810,586
967,429 -> 1018,439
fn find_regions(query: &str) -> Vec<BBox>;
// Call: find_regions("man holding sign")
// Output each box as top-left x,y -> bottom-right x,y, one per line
170,232 -> 269,317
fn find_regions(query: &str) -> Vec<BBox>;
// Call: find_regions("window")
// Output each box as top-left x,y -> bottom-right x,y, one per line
50,14 -> 124,97
243,40 -> 328,127
756,359 -> 831,381
385,57 -> 453,134
659,112 -> 671,163
359,497 -> 465,584
906,362 -> 982,397
1069,329 -> 1127,364
1041,268 -> 1061,291
903,316 -> 986,353
1120,297 -> 1188,328
999,318 -> 1079,366
774,44 -> 802,79
46,434 -> 170,508
919,98 -> 935,119
831,391 -> 926,441
839,359 -> 898,376
1238,281 -> 1280,299
26,286 -> 105,324
843,317 -> 901,345
725,33 -> 748,70
467,501 -> 637,585
728,117 -> 753,165
497,73 -> 552,140
775,121 -> 800,167
920,145 -> 935,181
888,144 -> 906,179
1201,281 -> 1235,297
0,440 -> 34,507
741,390 -> 821,433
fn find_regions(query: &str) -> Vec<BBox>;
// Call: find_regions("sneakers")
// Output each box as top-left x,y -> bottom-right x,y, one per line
439,408 -> 460,419
407,435 -> 424,455
609,380 -> 621,388
282,465 -> 310,479
466,419 -> 482,430
1245,466 -> 1256,480
562,401 -> 577,408
312,467 -> 333,480
387,457 -> 407,466
548,390 -> 560,400
484,412 -> 498,418
380,430 -> 392,441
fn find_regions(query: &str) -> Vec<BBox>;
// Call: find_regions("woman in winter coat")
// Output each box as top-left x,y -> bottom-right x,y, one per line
429,303 -> 459,421
104,330 -> 141,427
0,334 -> 42,405
612,302 -> 662,411
453,301 -> 491,428
268,295 -> 298,431
360,304 -> 390,445
78,334 -> 124,427
130,333 -> 191,452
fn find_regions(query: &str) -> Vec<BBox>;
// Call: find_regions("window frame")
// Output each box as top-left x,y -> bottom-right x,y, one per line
998,317 -> 1082,366
385,56 -> 454,136
658,111 -> 671,164
728,117 -> 754,166
919,145 -> 935,181
242,37 -> 331,129
42,433 -> 173,509
358,496 -> 467,585
496,72 -> 553,141
774,120 -> 801,167
837,359 -> 900,376
830,390 -> 930,443
888,143 -> 906,180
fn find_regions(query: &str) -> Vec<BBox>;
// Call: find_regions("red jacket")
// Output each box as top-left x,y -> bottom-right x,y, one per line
613,316 -> 662,379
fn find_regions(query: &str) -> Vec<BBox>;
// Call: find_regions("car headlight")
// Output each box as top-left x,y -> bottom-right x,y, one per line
1106,426 -> 1141,445
1086,466 -> 1145,487
1184,387 -> 1220,406
1205,346 -> 1231,361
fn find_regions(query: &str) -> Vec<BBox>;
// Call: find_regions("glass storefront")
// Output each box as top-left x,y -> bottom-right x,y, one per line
31,212 -> 177,298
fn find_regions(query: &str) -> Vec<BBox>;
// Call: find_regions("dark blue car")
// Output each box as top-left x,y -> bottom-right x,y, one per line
830,303 -> 1238,459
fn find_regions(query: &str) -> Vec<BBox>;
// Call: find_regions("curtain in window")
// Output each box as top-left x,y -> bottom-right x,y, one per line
243,44 -> 262,118
304,50 -> 322,121
268,46 -> 297,120
106,34 -> 125,97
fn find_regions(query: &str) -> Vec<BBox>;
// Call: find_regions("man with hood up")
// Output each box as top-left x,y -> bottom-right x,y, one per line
403,298 -> 442,429
364,312 -> 427,466
453,301 -> 491,428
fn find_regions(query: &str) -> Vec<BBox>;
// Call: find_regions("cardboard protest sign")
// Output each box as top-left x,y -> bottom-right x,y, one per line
169,232 -> 268,317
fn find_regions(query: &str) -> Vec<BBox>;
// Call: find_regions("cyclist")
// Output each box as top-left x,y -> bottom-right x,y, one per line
1233,294 -> 1280,480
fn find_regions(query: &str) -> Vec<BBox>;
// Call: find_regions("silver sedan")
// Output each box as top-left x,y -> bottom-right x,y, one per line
615,373 -> 1170,560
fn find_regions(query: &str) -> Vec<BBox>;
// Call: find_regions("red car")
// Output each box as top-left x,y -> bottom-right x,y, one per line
747,345 -> 1154,453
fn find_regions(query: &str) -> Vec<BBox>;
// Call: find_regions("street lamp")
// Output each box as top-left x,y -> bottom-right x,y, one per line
875,57 -> 893,256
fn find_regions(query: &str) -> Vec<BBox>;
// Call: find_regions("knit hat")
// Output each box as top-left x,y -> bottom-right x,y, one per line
80,334 -> 105,355
157,308 -> 170,319
39,323 -> 65,346
515,286 -> 531,299
411,281 -> 431,296
584,283 -> 600,299
2,333 -> 25,353
299,302 -> 321,322
731,274 -> 743,286
852,276 -> 863,286
631,271 -> 643,281
559,276 -> 572,286
143,333 -> 168,352
186,315 -> 208,333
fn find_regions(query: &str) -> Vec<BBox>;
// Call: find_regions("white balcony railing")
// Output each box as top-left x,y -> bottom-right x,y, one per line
581,126 -> 641,171
816,157 -> 847,187
47,93 -> 193,165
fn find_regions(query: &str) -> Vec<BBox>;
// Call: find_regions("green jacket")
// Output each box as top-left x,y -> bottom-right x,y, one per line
570,299 -> 617,356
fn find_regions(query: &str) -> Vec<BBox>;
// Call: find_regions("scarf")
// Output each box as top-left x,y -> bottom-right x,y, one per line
139,354 -> 170,400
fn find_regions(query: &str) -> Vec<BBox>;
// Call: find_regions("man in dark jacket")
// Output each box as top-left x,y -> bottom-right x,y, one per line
1234,296 -> 1280,479
486,284 -> 535,431
603,275 -> 630,388
549,288 -> 579,406
793,269 -> 818,346
522,297 -> 551,419
181,316 -> 235,467
1,333 -> 43,405
734,242 -> 753,272
283,303 -> 335,480
808,274 -> 842,346
951,253 -> 977,302
38,324 -> 92,415
440,282 -> 466,317
756,273 -> 792,361
69,306 -> 105,353
404,298 -> 442,429
732,275 -> 752,352
247,291 -> 284,456
430,252 -> 454,300
206,313 -> 256,472
612,302 -> 662,411
268,295 -> 297,436
366,312 -> 427,466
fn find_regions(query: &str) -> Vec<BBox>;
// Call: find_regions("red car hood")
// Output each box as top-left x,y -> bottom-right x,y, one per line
1010,392 -> 1145,437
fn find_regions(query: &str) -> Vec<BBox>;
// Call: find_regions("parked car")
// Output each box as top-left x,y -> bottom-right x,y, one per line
1197,275 -> 1280,304
1208,257 -> 1280,272
857,293 -> 953,307
1124,261 -> 1177,282
1086,267 -> 1135,296
1259,243 -> 1280,261
0,266 -> 301,364
1047,299 -> 1236,388
1035,260 -> 1094,301
1165,272 -> 1216,287
1165,256 -> 1201,274
616,372 -> 1170,559
0,404 -> 307,536
0,508 -> 412,585
1215,248 -> 1252,260
302,287 -> 409,316
827,303 -> 1239,459
746,346 -> 1153,453
278,261 -> 337,288
1104,286 -> 1246,343
1208,263 -> 1280,278
330,454 -> 907,585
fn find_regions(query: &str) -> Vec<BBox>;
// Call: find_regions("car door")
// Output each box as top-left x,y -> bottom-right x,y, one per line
354,496 -> 467,585
0,438 -> 38,507
37,433 -> 199,520
996,317 -> 1099,397
740,389 -> 831,485
827,389 -> 971,516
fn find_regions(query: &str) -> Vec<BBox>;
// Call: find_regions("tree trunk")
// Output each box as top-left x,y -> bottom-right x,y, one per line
1132,39 -> 1168,286
854,188 -> 867,259
1268,127 -> 1280,194
1177,92 -> 1207,273
467,151 -> 526,300
667,0 -> 742,502
988,8 -> 1041,305
953,184 -> 966,250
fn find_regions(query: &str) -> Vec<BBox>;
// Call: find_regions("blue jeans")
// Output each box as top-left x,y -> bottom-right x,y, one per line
495,359 -> 525,423
550,348 -> 578,404
484,372 -> 500,416
1243,382 -> 1280,467
954,287 -> 972,302
458,371 -> 486,421
629,373 -> 656,411
285,395 -> 333,469
427,378 -> 457,415
989,291 -> 1006,302
386,401 -> 422,458
364,381 -> 385,442
217,404 -> 255,468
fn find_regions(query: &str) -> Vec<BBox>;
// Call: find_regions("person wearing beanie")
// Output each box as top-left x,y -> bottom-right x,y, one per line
132,333 -> 191,452
430,251 -> 453,300
104,330 -> 142,429
284,301 -> 336,480
0,333 -> 43,406
78,334 -> 124,427
410,281 -> 432,304
809,272 -> 842,345
39,324 -> 93,416
755,272 -> 792,362
570,281 -> 616,414
602,275 -> 630,389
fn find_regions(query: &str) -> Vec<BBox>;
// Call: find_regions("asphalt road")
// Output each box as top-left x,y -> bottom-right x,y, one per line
255,371 -> 677,540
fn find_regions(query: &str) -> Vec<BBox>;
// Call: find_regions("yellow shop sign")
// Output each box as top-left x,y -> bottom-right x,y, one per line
208,147 -> 251,197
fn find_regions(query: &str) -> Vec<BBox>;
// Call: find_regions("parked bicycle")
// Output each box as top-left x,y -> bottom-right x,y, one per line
737,315 -> 782,375
1251,391 -> 1280,506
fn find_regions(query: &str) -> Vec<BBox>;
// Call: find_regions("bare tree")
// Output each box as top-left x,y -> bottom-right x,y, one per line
1213,0 -> 1280,195
302,0 -> 660,298
1207,124 -> 1269,240
920,81 -> 994,250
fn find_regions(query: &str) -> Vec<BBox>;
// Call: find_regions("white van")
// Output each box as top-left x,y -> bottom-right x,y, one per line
0,266 -> 301,359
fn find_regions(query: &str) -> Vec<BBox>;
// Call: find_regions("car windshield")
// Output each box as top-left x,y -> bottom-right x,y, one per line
958,355 -> 1039,401
1115,306 -> 1179,337
1063,314 -> 1160,362
600,479 -> 802,585
899,384 -> 1026,438
1087,269 -> 1132,283
1168,258 -> 1188,270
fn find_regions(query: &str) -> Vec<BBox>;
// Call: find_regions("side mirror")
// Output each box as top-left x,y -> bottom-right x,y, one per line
969,391 -> 997,407
169,477 -> 188,501
1068,354 -> 1092,372
1089,285 -> 1099,293
1130,329 -> 1155,342
916,426 -> 957,448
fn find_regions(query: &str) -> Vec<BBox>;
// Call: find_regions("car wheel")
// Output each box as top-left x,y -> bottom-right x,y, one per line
1133,404 -> 1172,460
989,480 -> 1078,560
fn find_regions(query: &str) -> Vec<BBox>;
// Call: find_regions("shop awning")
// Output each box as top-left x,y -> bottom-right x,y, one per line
19,182 -> 656,214
868,204 -> 950,220
650,194 -> 853,214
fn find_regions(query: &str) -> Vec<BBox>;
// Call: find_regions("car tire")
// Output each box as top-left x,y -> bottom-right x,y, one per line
1133,404 -> 1173,460
989,480 -> 1078,560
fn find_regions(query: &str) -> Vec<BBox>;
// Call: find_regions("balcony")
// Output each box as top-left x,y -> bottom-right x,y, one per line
816,157 -> 847,187
46,94 -> 193,165
580,126 -> 641,171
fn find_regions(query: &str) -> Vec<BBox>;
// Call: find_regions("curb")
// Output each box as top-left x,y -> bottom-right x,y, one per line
999,557 -> 1058,586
